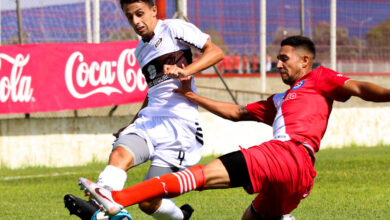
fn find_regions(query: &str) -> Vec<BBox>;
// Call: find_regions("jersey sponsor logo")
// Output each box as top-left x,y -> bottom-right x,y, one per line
276,92 -> 296,107
284,93 -> 296,101
147,65 -> 157,79
154,38 -> 163,49
148,74 -> 170,87
292,80 -> 305,90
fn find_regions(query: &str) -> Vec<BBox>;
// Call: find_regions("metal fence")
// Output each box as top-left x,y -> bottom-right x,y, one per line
1,0 -> 389,119
1,0 -> 389,73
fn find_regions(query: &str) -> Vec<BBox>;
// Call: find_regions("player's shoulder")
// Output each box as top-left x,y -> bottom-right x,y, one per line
162,19 -> 196,31
306,66 -> 331,80
163,18 -> 189,25
311,66 -> 347,79
309,65 -> 325,75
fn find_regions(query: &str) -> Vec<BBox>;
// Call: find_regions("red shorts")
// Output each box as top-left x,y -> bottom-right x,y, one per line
240,140 -> 316,219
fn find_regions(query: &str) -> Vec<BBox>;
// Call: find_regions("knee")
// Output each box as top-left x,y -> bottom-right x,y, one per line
108,146 -> 134,171
138,199 -> 162,215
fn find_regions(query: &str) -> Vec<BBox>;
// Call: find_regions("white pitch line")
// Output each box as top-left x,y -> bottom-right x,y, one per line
0,171 -> 79,180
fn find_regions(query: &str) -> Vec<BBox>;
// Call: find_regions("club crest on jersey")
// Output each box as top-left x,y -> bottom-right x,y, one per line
155,38 -> 163,48
148,65 -> 157,79
292,80 -> 305,90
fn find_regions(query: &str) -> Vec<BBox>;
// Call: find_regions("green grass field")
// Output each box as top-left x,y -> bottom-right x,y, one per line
1,146 -> 390,219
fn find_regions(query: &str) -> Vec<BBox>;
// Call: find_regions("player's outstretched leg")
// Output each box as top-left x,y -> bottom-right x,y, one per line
79,164 -> 205,215
79,177 -> 124,216
64,194 -> 99,220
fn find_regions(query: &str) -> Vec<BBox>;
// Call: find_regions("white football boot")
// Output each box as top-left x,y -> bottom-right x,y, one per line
78,177 -> 123,216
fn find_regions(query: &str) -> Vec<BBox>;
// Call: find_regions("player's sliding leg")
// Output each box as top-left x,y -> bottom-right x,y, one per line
79,159 -> 231,215
78,151 -> 247,218
80,174 -> 193,219
80,142 -> 310,218
112,164 -> 207,207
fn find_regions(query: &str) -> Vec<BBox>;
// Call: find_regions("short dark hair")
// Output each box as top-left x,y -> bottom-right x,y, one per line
119,0 -> 155,9
281,35 -> 316,59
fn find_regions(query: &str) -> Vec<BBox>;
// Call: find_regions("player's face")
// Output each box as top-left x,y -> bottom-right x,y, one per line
122,2 -> 158,41
276,45 -> 306,86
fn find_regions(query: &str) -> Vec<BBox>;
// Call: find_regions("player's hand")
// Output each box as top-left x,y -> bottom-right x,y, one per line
163,64 -> 189,78
173,76 -> 194,96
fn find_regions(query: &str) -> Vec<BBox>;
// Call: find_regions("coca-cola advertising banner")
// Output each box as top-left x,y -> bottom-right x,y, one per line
0,41 -> 147,114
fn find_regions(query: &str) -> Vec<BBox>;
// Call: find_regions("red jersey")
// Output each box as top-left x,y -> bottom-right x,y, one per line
223,55 -> 233,72
242,56 -> 248,68
246,66 -> 350,158
233,55 -> 241,70
217,61 -> 224,73
251,55 -> 258,69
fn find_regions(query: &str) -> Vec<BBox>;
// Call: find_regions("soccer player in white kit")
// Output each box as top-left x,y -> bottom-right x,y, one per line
64,0 -> 224,219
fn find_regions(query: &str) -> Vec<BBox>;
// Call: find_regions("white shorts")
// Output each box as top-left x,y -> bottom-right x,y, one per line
117,115 -> 203,169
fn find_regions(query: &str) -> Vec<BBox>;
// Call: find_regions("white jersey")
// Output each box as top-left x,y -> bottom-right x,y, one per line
135,19 -> 210,122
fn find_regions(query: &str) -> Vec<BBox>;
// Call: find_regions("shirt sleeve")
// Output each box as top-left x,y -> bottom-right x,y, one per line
168,19 -> 210,50
316,67 -> 351,102
246,95 -> 276,126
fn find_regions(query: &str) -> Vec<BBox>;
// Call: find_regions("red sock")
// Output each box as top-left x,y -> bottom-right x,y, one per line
112,165 -> 205,207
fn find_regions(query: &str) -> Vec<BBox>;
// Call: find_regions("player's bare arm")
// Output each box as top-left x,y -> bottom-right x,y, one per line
341,80 -> 390,102
181,93 -> 252,122
164,40 -> 224,78
173,77 -> 253,121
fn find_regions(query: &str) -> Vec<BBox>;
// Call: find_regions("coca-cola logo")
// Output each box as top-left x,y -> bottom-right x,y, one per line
0,53 -> 34,103
65,49 -> 147,99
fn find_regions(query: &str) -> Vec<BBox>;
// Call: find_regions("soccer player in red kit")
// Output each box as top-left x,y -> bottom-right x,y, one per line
223,52 -> 233,73
79,35 -> 390,219
233,52 -> 241,73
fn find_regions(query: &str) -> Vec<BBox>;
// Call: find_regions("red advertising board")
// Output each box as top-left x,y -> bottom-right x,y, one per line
0,41 -> 147,114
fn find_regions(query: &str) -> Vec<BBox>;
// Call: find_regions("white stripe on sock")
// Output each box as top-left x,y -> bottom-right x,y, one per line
184,169 -> 197,190
182,170 -> 193,191
177,172 -> 188,193
172,173 -> 183,194
172,169 -> 198,194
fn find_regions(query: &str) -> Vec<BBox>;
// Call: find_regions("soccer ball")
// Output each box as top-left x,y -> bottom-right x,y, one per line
92,210 -> 133,220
